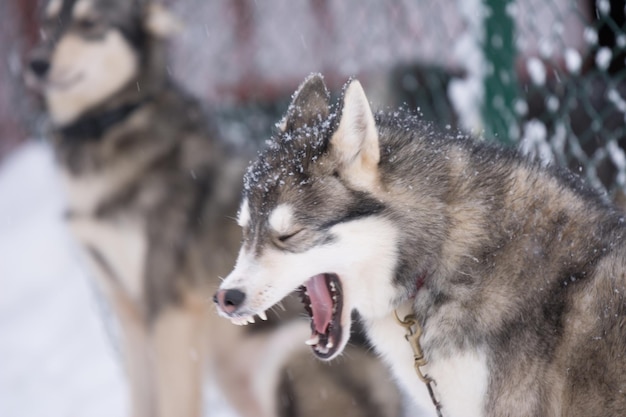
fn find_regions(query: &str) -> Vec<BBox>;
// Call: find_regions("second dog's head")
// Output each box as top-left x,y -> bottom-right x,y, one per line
26,0 -> 180,126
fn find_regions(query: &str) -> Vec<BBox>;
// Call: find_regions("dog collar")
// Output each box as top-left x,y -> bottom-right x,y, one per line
407,272 -> 428,299
58,100 -> 147,142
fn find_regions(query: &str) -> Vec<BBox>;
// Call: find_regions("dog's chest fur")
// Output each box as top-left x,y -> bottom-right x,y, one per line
55,102 -> 190,302
61,164 -> 149,299
365,305 -> 489,417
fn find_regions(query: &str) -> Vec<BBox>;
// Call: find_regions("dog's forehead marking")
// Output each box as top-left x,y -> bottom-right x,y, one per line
268,204 -> 295,234
237,198 -> 251,228
46,0 -> 63,17
72,0 -> 94,19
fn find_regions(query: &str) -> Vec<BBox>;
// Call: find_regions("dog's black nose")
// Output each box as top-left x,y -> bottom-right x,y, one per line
214,288 -> 246,314
30,58 -> 50,78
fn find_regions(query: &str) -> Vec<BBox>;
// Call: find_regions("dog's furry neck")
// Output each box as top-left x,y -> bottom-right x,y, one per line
370,114 -> 624,352
58,99 -> 147,141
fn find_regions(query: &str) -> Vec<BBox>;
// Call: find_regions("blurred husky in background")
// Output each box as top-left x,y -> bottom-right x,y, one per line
215,74 -> 626,417
25,2 -> 402,417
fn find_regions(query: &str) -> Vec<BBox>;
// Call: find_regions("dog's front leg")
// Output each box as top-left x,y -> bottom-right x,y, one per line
108,287 -> 207,417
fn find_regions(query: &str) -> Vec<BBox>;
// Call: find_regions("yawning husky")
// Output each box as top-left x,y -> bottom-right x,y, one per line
216,74 -> 626,417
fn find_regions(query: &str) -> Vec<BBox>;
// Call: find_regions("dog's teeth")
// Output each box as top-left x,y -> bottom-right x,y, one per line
316,345 -> 329,354
305,334 -> 320,346
326,341 -> 334,349
258,311 -> 268,321
232,316 -> 254,326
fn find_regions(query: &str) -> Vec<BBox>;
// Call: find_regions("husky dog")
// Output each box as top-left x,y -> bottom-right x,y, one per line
215,73 -> 626,417
26,3 -> 402,417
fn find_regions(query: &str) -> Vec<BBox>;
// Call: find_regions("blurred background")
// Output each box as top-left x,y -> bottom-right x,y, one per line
1,0 -> 625,416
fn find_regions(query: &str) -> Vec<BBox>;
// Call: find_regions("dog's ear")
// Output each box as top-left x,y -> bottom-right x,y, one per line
278,73 -> 330,133
144,3 -> 182,39
330,79 -> 380,189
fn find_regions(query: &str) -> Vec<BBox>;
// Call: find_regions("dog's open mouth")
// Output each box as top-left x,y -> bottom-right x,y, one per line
298,273 -> 343,359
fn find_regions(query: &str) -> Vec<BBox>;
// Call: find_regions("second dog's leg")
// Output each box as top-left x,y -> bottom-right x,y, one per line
151,297 -> 208,417
111,287 -> 207,417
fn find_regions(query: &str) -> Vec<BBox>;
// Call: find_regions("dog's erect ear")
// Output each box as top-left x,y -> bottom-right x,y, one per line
144,3 -> 182,39
278,73 -> 330,133
330,79 -> 380,189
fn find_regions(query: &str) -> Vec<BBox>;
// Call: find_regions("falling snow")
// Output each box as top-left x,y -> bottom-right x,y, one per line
526,57 -> 547,86
607,140 -> 626,186
607,89 -> 626,121
564,48 -> 582,74
546,95 -> 559,112
595,47 -> 613,70
520,119 -> 553,164
584,27 -> 599,45
597,0 -> 611,15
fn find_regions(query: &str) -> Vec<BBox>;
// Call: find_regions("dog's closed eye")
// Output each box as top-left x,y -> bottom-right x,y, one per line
277,229 -> 304,242
76,17 -> 101,33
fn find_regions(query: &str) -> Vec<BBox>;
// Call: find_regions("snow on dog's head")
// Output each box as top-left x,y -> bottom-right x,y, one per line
215,74 -> 399,360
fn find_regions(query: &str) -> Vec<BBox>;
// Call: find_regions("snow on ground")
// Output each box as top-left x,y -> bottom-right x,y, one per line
0,141 -> 128,417
0,141 -> 237,417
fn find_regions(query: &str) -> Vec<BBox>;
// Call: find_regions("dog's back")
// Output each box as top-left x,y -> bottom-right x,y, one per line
375,112 -> 626,416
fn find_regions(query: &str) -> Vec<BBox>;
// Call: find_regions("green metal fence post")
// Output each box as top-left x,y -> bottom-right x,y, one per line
481,0 -> 519,145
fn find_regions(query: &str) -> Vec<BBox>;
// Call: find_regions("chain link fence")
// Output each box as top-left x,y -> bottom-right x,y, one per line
165,0 -> 626,205
505,0 -> 626,202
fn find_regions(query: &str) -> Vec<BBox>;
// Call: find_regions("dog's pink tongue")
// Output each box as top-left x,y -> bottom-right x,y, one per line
305,274 -> 332,334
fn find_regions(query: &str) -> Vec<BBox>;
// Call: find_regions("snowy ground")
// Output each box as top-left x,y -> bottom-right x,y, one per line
0,141 -> 128,417
0,141 -> 238,417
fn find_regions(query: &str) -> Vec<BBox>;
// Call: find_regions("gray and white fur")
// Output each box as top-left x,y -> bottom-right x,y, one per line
216,74 -> 626,417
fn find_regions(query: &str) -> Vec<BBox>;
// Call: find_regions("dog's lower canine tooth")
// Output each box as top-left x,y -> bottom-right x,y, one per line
305,334 -> 320,345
